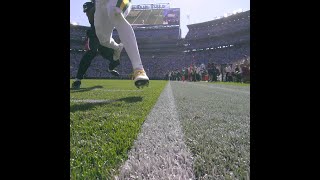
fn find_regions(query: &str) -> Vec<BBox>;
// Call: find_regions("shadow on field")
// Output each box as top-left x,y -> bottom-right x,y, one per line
117,96 -> 143,103
70,85 -> 103,93
70,96 -> 143,112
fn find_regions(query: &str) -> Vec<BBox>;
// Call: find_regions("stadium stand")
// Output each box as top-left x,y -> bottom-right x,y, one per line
70,10 -> 250,82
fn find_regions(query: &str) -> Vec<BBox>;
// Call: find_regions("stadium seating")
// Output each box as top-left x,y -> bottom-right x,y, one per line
70,10 -> 250,81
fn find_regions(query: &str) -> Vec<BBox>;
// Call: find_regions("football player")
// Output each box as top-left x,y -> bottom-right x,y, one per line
94,0 -> 149,88
71,0 -> 120,89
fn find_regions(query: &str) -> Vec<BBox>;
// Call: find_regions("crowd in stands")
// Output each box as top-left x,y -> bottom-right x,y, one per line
112,26 -> 180,42
70,43 -> 249,82
186,32 -> 249,50
185,43 -> 250,65
166,55 -> 250,83
70,25 -> 87,41
70,10 -> 250,83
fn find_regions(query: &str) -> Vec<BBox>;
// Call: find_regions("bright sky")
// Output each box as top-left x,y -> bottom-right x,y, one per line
70,0 -> 250,38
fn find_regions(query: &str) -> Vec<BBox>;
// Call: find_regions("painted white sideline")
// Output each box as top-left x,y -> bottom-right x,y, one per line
116,82 -> 195,179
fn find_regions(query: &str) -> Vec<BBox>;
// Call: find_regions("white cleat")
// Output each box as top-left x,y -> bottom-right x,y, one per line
133,69 -> 149,88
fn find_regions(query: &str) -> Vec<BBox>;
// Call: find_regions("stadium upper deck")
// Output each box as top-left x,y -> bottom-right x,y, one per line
185,10 -> 250,40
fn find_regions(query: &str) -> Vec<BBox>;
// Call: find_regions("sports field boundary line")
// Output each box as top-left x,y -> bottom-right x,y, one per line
70,99 -> 116,103
116,81 -> 195,179
93,89 -> 143,92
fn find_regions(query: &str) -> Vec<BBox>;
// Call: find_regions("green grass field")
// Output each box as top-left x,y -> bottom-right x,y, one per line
70,80 -> 167,179
171,82 -> 250,179
70,79 -> 250,179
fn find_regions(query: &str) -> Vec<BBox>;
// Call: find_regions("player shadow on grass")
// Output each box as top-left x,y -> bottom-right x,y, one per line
70,85 -> 103,93
70,96 -> 143,113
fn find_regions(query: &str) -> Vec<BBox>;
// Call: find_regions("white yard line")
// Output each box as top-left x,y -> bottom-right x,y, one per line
116,82 -> 195,179
70,99 -> 115,103
93,89 -> 143,92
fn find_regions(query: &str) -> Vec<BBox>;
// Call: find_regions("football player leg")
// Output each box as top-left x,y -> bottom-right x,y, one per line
95,0 -> 149,88
71,35 -> 99,89
94,1 -> 123,61
98,45 -> 120,76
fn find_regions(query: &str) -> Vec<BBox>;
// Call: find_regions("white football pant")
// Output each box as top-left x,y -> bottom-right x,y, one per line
94,0 -> 144,70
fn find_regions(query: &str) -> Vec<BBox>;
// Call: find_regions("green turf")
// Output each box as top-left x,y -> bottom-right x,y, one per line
70,79 -> 167,179
170,82 -> 250,179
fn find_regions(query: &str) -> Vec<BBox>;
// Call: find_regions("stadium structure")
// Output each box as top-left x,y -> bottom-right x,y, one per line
70,4 -> 251,179
70,3 -> 250,81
